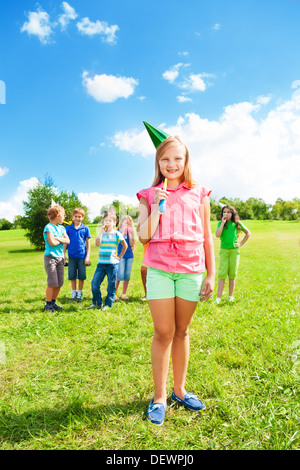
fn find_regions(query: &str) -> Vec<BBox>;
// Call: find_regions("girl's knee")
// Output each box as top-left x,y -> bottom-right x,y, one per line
174,326 -> 189,340
154,327 -> 175,345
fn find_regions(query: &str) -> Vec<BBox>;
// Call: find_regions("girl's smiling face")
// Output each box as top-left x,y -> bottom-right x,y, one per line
158,144 -> 186,184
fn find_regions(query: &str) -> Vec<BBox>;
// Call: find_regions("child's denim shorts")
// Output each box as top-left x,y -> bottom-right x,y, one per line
68,257 -> 87,281
146,267 -> 204,302
117,257 -> 134,281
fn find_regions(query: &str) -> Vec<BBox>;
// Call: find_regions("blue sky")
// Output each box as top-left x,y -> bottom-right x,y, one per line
1,0 -> 300,221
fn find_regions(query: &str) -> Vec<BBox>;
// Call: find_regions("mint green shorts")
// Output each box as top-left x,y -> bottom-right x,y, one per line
218,248 -> 240,279
146,267 -> 204,302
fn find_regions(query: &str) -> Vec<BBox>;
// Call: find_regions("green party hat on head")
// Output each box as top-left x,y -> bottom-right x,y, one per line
143,121 -> 169,149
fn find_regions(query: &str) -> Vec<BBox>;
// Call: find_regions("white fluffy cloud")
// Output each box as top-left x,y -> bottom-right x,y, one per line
0,167 -> 9,177
0,177 -> 39,221
162,63 -> 212,101
21,8 -> 54,44
112,92 -> 300,203
58,2 -> 78,30
180,73 -> 207,92
177,96 -> 192,103
82,71 -> 138,103
162,63 -> 184,83
77,17 -> 119,44
78,192 -> 137,222
21,3 -> 119,45
112,128 -> 154,157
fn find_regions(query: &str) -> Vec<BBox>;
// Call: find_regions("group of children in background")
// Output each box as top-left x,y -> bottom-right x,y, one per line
42,131 -> 251,426
43,207 -> 139,313
43,202 -> 250,313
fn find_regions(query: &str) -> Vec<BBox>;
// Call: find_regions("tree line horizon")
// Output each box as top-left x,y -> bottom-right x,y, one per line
0,180 -> 299,248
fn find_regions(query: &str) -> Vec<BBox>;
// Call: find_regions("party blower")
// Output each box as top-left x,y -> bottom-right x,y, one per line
158,178 -> 168,214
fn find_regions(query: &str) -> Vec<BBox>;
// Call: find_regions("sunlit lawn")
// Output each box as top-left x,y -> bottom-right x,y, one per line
0,220 -> 299,449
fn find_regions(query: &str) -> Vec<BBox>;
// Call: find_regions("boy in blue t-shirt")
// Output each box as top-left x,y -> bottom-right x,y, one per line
43,205 -> 70,312
63,208 -> 91,301
88,211 -> 127,310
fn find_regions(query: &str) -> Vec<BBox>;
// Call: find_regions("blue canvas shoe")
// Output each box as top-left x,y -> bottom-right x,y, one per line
146,398 -> 166,425
171,390 -> 206,411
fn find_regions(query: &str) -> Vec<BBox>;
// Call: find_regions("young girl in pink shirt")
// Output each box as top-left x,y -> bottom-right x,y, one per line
137,135 -> 215,425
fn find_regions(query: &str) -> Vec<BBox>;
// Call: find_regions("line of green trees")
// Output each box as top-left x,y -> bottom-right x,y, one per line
91,197 -> 300,223
210,197 -> 300,221
1,181 -> 299,252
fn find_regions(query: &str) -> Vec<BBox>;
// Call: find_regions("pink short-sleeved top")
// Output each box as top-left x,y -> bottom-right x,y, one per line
137,181 -> 211,274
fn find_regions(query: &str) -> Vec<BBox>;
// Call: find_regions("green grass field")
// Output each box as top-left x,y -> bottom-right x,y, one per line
0,220 -> 299,450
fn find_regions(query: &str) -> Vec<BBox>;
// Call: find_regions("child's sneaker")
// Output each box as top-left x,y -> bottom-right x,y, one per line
228,296 -> 234,303
76,291 -> 83,301
102,306 -> 111,311
214,297 -> 221,304
43,304 -> 55,313
70,291 -> 77,301
87,303 -> 101,309
52,302 -> 63,311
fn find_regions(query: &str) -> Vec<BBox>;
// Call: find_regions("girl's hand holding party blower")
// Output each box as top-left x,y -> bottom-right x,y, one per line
158,178 -> 167,214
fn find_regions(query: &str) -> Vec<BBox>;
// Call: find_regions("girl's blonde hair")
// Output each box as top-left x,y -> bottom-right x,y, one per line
118,215 -> 137,249
152,136 -> 197,188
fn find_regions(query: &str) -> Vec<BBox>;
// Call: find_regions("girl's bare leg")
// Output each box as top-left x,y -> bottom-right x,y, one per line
141,266 -> 147,297
122,280 -> 129,295
172,297 -> 198,399
148,298 -> 175,405
217,279 -> 225,298
229,279 -> 235,297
